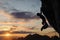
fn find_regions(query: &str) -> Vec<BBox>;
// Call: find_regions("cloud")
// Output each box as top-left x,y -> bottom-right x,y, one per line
0,10 -> 13,22
0,0 -> 41,14
11,12 -> 39,19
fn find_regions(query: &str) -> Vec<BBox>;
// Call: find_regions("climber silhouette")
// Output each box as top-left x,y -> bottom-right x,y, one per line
37,0 -> 60,36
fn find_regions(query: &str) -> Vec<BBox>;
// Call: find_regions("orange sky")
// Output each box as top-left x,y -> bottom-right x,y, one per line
0,10 -> 57,36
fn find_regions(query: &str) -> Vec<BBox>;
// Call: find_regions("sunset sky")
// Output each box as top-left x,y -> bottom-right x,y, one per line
0,0 -> 41,14
0,0 -> 56,35
0,0 -> 41,30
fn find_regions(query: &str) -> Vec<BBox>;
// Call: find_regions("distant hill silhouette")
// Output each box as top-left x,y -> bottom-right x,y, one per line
25,34 -> 50,40
25,34 -> 60,40
0,33 -> 59,40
